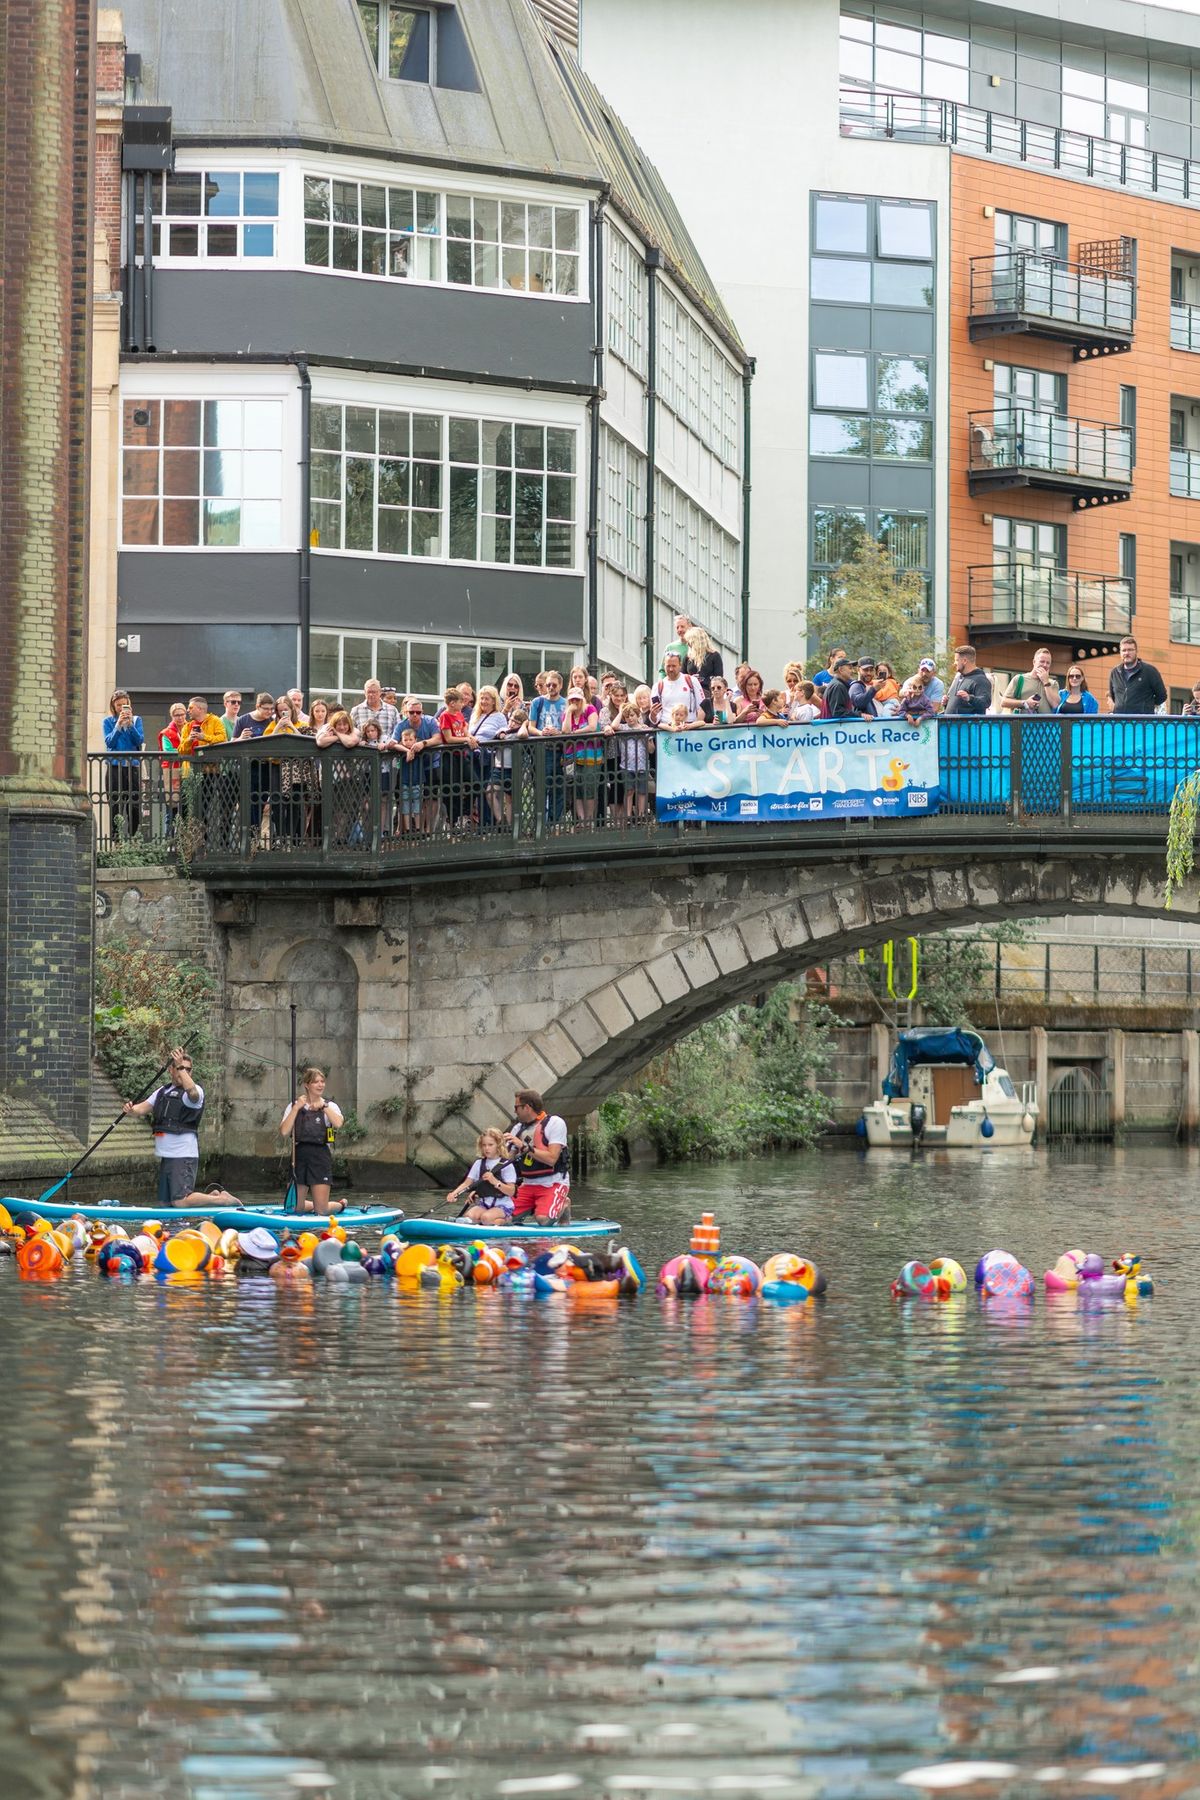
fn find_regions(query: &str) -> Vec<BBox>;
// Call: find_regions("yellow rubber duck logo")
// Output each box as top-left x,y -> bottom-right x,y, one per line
881,758 -> 910,792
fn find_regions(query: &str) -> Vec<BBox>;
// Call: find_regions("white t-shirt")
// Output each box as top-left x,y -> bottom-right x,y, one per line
514,1115 -> 569,1188
148,1084 -> 204,1160
654,674 -> 702,722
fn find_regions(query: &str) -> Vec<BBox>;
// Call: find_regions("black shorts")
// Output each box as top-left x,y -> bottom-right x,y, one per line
295,1142 -> 333,1186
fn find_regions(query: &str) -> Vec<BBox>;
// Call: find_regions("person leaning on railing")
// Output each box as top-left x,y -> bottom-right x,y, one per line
102,688 -> 145,843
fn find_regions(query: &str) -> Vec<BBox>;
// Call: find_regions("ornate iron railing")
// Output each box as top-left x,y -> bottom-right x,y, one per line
86,717 -> 1200,875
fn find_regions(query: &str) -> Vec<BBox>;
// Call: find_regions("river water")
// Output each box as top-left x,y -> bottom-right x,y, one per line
1,1144 -> 1198,1799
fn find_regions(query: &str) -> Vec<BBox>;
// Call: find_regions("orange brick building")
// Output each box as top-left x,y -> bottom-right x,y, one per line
950,152 -> 1200,703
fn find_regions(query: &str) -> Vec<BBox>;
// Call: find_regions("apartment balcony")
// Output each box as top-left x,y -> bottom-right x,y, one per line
1172,303 -> 1200,353
968,564 -> 1132,657
969,252 -> 1134,360
840,85 -> 1200,207
1171,447 -> 1200,498
1171,593 -> 1200,644
967,410 -> 1133,507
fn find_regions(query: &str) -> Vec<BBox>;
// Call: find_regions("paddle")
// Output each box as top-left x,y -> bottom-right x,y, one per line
283,1003 -> 298,1213
36,1035 -> 198,1206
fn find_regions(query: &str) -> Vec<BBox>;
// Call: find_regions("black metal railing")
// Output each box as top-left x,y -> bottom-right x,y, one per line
969,252 -> 1134,336
1171,301 -> 1200,352
1171,592 -> 1200,644
1171,448 -> 1200,499
86,717 -> 1200,874
840,85 -> 1200,207
968,409 -> 1133,484
967,565 -> 1132,637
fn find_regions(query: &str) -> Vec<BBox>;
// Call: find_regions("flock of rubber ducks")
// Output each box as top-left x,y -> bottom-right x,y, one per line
0,1202 -> 646,1293
892,1248 -> 1155,1302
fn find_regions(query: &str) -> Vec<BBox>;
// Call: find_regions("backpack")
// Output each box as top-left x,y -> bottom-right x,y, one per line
653,674 -> 703,714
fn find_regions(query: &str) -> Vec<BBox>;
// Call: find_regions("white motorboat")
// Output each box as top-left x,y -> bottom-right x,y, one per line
860,1028 -> 1038,1149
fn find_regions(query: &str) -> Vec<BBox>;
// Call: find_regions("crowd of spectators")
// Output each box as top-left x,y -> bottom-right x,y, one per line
96,622 -> 1176,845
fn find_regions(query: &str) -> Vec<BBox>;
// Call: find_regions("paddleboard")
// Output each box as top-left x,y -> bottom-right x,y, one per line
395,1216 -> 620,1244
3,1196 -> 406,1233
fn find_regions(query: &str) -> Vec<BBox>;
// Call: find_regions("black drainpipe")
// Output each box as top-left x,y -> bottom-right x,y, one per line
587,196 -> 606,671
741,357 -> 755,666
123,170 -> 139,350
296,357 -> 312,696
643,247 -> 662,687
142,173 -> 155,351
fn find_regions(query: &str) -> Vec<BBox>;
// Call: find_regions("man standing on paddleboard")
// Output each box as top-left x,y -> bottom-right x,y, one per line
123,1047 -> 205,1208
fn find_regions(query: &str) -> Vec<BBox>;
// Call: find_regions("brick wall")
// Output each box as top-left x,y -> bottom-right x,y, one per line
950,154 -> 1200,699
0,0 -> 97,1142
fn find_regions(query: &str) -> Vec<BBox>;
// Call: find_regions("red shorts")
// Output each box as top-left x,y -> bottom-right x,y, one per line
512,1180 -> 570,1223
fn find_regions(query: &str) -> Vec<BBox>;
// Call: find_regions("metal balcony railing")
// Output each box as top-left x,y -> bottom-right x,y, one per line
840,85 -> 1200,207
1171,592 -> 1200,643
1171,447 -> 1200,498
1171,301 -> 1200,352
967,565 -> 1132,638
969,252 -> 1134,345
968,409 -> 1133,492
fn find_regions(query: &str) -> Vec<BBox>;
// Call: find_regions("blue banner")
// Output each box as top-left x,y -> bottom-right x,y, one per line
654,719 -> 941,821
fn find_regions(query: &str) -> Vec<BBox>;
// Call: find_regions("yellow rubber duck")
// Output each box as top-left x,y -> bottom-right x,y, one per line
882,758 -> 909,792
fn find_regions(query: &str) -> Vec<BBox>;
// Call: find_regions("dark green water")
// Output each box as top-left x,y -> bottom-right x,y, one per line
0,1145 -> 1197,1799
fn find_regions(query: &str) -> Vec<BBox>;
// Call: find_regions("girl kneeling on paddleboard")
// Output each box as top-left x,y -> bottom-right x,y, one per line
446,1130 -> 518,1225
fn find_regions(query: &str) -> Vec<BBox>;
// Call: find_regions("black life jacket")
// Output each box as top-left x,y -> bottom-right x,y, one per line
151,1084 -> 204,1134
467,1156 -> 512,1197
294,1103 -> 332,1146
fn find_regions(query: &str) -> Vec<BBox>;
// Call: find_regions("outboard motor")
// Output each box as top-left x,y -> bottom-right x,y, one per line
909,1102 -> 927,1146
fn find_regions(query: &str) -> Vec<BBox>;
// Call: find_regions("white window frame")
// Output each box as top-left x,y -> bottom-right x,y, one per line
308,630 -> 583,707
606,222 -> 648,375
354,1 -> 436,85
142,151 -> 591,303
135,156 -> 284,268
117,364 -> 302,552
307,370 -> 586,578
656,281 -> 741,471
654,472 -> 739,648
600,427 -> 646,580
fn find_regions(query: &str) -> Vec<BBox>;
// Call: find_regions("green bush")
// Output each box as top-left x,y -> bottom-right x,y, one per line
94,937 -> 217,1102
583,986 -> 833,1166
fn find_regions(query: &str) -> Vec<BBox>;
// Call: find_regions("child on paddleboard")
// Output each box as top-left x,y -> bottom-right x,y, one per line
446,1129 -> 518,1225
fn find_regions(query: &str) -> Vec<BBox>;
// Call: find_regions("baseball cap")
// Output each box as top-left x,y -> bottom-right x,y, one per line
919,658 -> 937,672
857,656 -> 875,668
567,686 -> 585,700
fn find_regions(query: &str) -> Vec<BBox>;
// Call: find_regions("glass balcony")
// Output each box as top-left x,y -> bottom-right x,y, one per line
1171,593 -> 1200,643
969,252 -> 1134,358
840,85 -> 1200,207
1171,448 -> 1200,498
968,409 -> 1133,505
1171,303 -> 1200,353
968,564 -> 1132,653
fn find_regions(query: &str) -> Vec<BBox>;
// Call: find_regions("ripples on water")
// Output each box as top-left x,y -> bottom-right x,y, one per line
1,1145 -> 1199,1799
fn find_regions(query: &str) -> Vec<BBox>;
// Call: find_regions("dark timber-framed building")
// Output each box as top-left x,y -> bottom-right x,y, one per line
92,0 -> 749,738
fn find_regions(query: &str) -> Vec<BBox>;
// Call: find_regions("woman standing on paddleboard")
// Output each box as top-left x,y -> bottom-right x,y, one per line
280,1068 -> 344,1215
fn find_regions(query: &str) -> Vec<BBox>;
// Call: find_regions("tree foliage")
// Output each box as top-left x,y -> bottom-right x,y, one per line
856,923 -> 1028,1027
588,987 -> 833,1165
807,536 -> 932,679
94,936 -> 217,1102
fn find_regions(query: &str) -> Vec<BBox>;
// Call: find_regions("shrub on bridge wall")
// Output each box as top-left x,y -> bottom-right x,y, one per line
94,936 -> 217,1103
589,987 -> 833,1165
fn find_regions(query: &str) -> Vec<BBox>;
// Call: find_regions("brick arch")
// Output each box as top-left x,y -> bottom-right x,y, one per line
411,850 -> 1183,1177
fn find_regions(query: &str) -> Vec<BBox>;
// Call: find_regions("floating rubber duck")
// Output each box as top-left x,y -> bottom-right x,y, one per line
707,1254 -> 763,1297
761,1253 -> 827,1301
891,1255 -> 965,1300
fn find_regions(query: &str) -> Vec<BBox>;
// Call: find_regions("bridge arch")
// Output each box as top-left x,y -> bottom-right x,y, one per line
411,848 -> 1187,1176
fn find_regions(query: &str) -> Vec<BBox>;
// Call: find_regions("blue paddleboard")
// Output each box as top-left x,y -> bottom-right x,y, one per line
3,1196 -> 406,1233
395,1216 -> 620,1244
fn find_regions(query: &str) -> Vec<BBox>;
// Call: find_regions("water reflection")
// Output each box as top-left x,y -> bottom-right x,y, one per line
2,1147 -> 1200,1796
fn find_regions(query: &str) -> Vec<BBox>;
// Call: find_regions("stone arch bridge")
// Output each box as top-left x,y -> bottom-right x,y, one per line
200,825 -> 1185,1181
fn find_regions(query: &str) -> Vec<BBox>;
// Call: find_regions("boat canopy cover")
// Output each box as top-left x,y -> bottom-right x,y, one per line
882,1029 -> 996,1099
